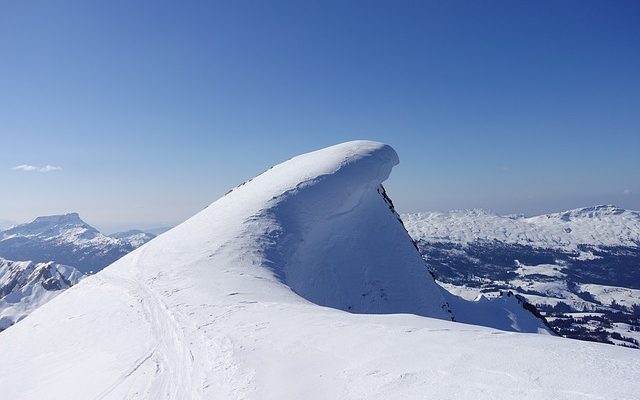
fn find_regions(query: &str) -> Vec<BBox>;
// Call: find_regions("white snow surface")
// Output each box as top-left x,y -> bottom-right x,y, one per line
403,206 -> 640,251
579,283 -> 640,309
515,260 -> 566,278
1,141 -> 638,399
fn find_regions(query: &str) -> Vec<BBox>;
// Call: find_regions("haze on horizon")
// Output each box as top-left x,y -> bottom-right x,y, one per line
2,0 -> 639,233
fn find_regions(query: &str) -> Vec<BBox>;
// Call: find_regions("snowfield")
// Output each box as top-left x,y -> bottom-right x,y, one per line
0,141 -> 638,399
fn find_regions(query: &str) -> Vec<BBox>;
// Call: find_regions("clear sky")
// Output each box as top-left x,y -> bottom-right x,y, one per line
1,0 -> 639,232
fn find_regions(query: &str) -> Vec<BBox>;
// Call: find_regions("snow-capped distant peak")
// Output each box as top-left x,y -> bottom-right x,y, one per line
32,212 -> 83,223
26,212 -> 89,230
541,205 -> 628,220
2,212 -> 99,240
0,213 -> 142,273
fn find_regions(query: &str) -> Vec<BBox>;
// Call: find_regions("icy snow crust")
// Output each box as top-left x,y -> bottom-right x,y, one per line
0,141 -> 638,399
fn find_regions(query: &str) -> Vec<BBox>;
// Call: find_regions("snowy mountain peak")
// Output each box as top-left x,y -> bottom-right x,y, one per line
191,140 -> 451,318
0,213 -> 136,273
554,205 -> 628,220
3,212 -> 98,239
30,212 -> 87,228
33,212 -> 82,223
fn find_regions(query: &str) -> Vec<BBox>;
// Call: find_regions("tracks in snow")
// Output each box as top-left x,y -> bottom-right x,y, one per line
93,247 -> 253,399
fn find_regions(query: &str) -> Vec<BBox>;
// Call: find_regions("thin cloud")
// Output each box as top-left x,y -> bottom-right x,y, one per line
12,164 -> 62,172
39,165 -> 62,172
623,189 -> 632,195
12,164 -> 39,172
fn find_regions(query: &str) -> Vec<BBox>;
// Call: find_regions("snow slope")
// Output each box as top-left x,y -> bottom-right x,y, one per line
403,206 -> 640,252
579,283 -> 640,309
0,141 -> 637,399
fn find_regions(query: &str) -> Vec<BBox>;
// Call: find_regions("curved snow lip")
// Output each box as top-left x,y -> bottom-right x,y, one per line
226,140 -> 400,202
199,140 -> 450,318
211,140 -> 550,330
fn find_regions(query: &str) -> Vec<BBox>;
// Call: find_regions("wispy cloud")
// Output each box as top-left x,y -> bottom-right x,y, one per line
623,189 -> 632,195
39,165 -> 62,172
12,164 -> 62,173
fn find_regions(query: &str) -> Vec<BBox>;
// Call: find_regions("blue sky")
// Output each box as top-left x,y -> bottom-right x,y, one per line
1,0 -> 639,232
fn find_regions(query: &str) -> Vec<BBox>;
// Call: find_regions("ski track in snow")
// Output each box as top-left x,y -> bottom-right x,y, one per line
92,246 -> 255,399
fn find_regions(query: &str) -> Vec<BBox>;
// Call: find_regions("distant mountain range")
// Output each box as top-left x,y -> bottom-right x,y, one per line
403,205 -> 640,252
3,205 -> 639,348
403,205 -> 640,348
0,214 -> 156,330
0,219 -> 15,231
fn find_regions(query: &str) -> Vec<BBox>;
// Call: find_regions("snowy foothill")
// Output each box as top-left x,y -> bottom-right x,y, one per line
579,283 -> 640,310
0,141 -> 638,399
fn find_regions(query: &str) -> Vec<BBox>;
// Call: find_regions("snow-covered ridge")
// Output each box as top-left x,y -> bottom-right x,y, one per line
403,205 -> 640,251
166,140 -> 451,319
0,141 -> 636,399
